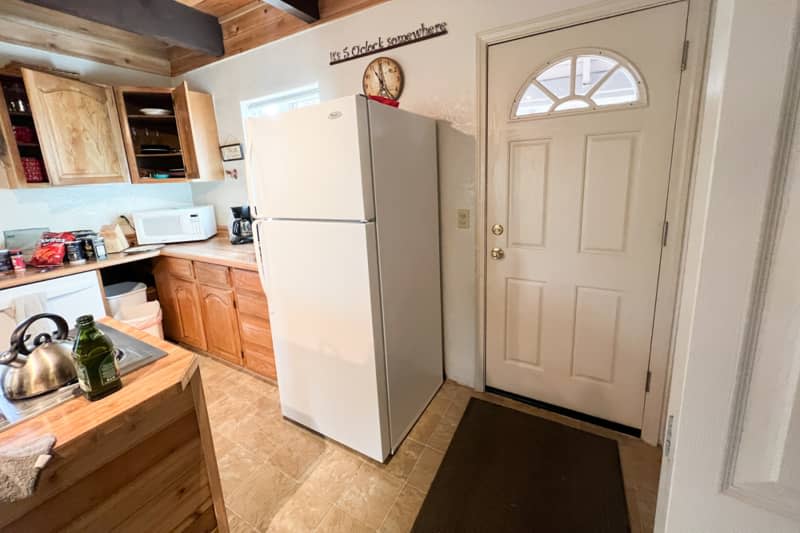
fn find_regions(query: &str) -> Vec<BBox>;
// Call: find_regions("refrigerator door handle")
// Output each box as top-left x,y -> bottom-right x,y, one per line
244,125 -> 261,218
253,219 -> 269,298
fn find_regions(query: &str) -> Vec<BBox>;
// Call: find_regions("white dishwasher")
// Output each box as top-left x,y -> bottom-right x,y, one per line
0,271 -> 107,348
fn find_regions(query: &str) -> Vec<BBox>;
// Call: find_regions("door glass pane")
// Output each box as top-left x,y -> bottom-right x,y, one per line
516,83 -> 553,116
536,58 -> 572,98
554,100 -> 590,111
591,67 -> 639,106
575,55 -> 617,95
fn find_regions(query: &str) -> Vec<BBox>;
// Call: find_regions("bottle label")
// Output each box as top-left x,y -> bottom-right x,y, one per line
99,353 -> 120,386
77,365 -> 91,392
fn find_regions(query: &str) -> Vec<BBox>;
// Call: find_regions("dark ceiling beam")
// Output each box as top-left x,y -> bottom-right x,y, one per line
21,0 -> 224,56
262,0 -> 320,23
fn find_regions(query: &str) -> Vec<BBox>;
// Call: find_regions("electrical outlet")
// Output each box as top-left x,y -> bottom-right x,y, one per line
457,209 -> 470,229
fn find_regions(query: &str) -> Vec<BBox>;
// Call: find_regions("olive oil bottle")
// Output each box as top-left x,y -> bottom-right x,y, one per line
72,315 -> 122,401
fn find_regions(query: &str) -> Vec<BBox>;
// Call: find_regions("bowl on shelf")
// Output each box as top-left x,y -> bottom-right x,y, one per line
150,172 -> 170,179
139,108 -> 171,116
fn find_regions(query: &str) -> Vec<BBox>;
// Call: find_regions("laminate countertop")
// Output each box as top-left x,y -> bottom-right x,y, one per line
0,236 -> 257,291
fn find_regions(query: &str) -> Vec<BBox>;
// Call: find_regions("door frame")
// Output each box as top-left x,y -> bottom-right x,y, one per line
474,0 -> 713,444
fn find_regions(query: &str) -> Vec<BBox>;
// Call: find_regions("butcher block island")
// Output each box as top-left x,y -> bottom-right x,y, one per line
0,318 -> 228,532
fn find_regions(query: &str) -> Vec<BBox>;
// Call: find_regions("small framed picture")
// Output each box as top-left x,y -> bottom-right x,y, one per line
220,143 -> 244,161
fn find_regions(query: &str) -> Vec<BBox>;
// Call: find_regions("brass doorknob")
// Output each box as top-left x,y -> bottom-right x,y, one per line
491,247 -> 505,260
491,224 -> 504,236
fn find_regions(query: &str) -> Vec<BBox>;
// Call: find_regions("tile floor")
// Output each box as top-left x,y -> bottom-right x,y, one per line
198,356 -> 661,533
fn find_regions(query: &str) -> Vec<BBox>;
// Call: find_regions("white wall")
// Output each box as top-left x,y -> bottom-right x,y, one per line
0,42 -> 194,245
180,0 -> 595,387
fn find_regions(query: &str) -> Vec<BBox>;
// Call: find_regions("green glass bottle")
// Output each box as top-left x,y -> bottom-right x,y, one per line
72,315 -> 122,401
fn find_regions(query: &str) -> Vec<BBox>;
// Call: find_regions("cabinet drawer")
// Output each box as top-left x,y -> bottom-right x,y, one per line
195,261 -> 231,288
243,342 -> 276,380
239,314 -> 271,348
159,257 -> 194,281
232,268 -> 262,293
236,290 -> 268,318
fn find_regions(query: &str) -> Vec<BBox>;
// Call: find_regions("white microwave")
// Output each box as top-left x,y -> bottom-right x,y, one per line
132,205 -> 217,245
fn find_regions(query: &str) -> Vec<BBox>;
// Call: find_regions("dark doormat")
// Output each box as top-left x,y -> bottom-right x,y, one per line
411,398 -> 630,533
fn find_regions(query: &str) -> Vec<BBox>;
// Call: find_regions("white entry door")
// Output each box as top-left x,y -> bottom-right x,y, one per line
485,2 -> 688,428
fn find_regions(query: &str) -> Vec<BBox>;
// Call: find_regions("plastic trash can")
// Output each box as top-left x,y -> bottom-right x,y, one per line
115,300 -> 164,339
105,281 -> 147,317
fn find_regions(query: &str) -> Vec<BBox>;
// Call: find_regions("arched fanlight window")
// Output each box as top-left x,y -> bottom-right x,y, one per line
512,49 -> 647,119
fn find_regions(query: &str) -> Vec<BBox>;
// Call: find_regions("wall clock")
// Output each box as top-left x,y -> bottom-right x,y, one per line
362,57 -> 404,100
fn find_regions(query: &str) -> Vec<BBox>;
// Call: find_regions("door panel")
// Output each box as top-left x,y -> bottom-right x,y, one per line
199,285 -> 241,365
259,219 -> 389,460
22,68 -> 129,185
486,2 -> 688,428
245,96 -> 374,220
173,277 -> 206,350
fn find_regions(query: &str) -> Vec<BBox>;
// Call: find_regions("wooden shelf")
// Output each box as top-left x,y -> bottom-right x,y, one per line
17,142 -> 40,148
8,110 -> 32,117
135,152 -> 182,157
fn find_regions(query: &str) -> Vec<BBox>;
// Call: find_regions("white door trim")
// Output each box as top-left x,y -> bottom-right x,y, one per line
475,0 -> 712,444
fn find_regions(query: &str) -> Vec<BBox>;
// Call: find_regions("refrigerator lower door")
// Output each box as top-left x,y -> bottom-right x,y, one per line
258,219 -> 390,461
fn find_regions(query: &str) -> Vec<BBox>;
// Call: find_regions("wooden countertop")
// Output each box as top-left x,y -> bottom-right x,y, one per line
0,318 -> 197,448
0,235 -> 257,291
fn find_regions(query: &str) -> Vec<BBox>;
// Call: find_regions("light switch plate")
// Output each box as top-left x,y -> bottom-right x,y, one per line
456,209 -> 470,229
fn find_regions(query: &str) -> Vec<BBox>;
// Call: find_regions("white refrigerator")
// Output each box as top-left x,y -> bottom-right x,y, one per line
245,95 -> 443,461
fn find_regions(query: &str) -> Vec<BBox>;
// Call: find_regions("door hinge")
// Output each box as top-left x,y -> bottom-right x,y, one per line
664,414 -> 675,458
662,221 -> 669,247
645,370 -> 652,392
680,40 -> 689,71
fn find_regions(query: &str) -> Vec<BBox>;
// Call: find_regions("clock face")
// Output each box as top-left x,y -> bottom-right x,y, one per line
362,57 -> 404,100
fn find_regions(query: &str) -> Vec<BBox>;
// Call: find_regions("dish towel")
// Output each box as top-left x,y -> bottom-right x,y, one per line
0,434 -> 56,502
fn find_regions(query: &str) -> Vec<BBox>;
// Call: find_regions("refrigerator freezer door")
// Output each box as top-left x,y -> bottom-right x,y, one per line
258,219 -> 390,461
245,95 -> 374,221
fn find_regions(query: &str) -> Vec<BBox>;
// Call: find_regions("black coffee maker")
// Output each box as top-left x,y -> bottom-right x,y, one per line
229,205 -> 253,245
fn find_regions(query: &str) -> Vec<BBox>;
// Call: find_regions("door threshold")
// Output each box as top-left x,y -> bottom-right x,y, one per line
485,386 -> 641,438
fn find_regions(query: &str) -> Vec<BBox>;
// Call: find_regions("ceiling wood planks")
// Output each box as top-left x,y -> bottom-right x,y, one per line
0,0 -> 389,77
22,0 -> 224,56
0,0 -> 171,75
170,0 -> 389,75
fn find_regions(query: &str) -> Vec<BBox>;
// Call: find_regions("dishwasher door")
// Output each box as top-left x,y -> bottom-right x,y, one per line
0,271 -> 106,348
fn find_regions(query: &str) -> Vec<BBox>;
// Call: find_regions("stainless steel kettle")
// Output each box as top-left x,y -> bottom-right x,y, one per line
0,313 -> 77,400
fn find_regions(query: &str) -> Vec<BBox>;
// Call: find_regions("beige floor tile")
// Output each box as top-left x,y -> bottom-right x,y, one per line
208,391 -> 254,427
268,422 -> 327,480
267,483 -> 333,532
407,410 -> 441,445
227,508 -> 258,533
380,438 -> 424,480
220,413 -> 280,459
378,484 -> 425,533
317,506 -> 375,533
301,447 -> 363,503
427,415 -> 458,453
336,463 -> 404,528
425,393 -> 451,416
406,446 -> 444,492
227,462 -> 298,532
436,380 -> 460,401
217,442 -> 268,500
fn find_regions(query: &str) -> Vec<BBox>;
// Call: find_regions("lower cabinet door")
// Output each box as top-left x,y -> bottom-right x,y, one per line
199,284 -> 242,365
173,277 -> 207,350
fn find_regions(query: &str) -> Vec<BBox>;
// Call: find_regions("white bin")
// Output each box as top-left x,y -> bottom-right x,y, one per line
105,281 -> 147,317
116,300 -> 164,339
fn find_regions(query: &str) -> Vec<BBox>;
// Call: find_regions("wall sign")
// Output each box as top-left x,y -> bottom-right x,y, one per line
220,143 -> 244,162
329,22 -> 448,65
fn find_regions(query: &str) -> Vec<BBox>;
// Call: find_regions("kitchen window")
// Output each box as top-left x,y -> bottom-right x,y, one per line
241,84 -> 321,119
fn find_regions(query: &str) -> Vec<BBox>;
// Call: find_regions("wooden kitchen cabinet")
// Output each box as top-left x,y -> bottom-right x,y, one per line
155,265 -> 207,350
115,82 -> 224,184
199,284 -> 242,365
21,68 -> 130,186
154,257 -> 276,381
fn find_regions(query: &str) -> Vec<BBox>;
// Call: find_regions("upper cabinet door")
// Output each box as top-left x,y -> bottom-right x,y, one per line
22,68 -> 130,186
173,81 -> 224,181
